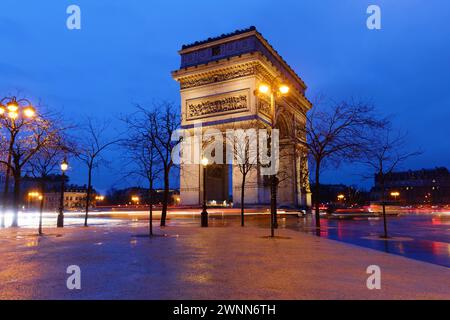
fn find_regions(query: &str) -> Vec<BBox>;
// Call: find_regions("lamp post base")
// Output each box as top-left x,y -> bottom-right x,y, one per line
57,213 -> 64,228
201,206 -> 208,227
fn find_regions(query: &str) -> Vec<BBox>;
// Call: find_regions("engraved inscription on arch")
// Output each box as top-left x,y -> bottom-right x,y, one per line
186,89 -> 250,120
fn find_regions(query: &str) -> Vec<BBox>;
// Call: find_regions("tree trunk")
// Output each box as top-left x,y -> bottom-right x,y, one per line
381,177 -> 388,238
1,139 -> 14,212
11,167 -> 21,228
0,205 -> 4,228
314,163 -> 321,229
149,182 -> 153,237
160,169 -> 169,227
84,166 -> 92,227
270,175 -> 277,237
38,179 -> 46,236
240,174 -> 246,227
2,129 -> 16,227
1,164 -> 11,226
273,176 -> 278,229
2,164 -> 11,203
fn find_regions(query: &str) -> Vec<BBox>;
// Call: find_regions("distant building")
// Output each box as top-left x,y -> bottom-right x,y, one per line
105,187 -> 180,206
43,185 -> 90,211
371,167 -> 450,204
311,183 -> 370,206
2,173 -> 98,210
20,174 -> 67,209
22,176 -> 98,211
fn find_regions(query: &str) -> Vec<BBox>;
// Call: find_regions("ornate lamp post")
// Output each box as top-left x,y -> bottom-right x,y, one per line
57,159 -> 68,228
0,96 -> 36,227
257,82 -> 290,237
200,157 -> 209,227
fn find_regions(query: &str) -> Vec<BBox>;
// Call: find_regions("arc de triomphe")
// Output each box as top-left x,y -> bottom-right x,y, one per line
172,27 -> 312,208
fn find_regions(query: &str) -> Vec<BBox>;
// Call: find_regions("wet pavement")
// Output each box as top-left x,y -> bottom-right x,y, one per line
2,210 -> 449,267
0,223 -> 449,299
287,214 -> 449,268
199,213 -> 450,267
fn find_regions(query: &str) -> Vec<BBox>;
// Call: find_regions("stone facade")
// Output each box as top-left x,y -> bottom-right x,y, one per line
172,27 -> 312,208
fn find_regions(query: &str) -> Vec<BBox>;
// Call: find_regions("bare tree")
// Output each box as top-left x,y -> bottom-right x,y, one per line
0,114 -> 60,227
224,121 -> 260,227
27,134 -> 69,235
76,118 -> 119,227
121,108 -> 162,236
1,99 -> 41,226
361,125 -> 420,238
0,137 -> 9,227
145,102 -> 180,227
295,98 -> 385,229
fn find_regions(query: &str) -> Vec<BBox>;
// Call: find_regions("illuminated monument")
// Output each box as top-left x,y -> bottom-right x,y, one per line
172,27 -> 311,208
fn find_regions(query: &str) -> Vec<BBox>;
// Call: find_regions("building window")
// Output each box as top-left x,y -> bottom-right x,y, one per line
211,45 -> 221,56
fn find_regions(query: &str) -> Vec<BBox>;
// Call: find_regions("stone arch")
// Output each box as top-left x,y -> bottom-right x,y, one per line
276,112 -> 292,139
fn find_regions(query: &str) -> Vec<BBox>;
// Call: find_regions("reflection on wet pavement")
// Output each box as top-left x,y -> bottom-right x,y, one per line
285,214 -> 449,267
170,213 -> 450,267
24,238 -> 40,247
1,210 -> 449,267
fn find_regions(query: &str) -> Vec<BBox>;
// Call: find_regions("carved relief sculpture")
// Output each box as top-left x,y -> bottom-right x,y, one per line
186,89 -> 249,120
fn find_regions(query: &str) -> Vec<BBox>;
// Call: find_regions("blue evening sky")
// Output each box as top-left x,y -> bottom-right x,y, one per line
1,0 -> 449,192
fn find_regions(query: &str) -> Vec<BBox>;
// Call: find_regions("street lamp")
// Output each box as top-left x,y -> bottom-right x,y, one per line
0,97 -> 35,119
0,96 -> 37,227
131,196 -> 140,205
201,157 -> 209,227
23,107 -> 36,118
390,191 -> 400,202
28,191 -> 41,209
257,81 -> 290,236
279,85 -> 290,95
57,159 -> 68,228
258,84 -> 270,94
